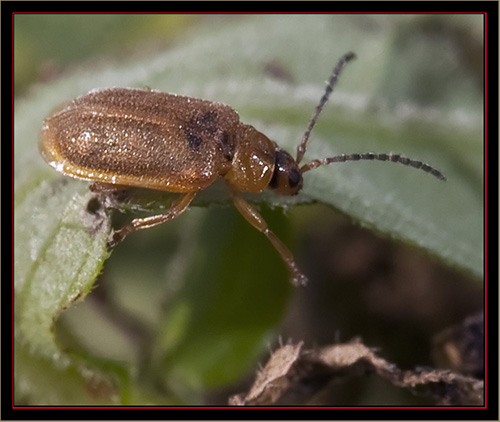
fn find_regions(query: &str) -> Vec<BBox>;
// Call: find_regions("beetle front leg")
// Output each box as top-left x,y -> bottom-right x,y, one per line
107,191 -> 197,248
231,193 -> 308,287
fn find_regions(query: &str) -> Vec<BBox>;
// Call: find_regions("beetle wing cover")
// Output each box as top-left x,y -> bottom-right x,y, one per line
40,88 -> 240,192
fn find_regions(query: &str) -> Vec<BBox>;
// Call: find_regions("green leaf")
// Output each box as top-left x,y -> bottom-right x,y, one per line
14,339 -> 122,405
14,177 -> 110,358
14,14 -> 483,404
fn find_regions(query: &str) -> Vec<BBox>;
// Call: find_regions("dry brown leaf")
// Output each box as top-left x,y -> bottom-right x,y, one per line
229,338 -> 483,406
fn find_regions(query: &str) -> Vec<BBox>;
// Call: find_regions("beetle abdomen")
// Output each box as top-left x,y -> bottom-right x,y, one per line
40,88 -> 240,192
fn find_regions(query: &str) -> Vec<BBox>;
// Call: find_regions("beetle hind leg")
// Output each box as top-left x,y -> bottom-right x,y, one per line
107,191 -> 197,248
231,193 -> 308,287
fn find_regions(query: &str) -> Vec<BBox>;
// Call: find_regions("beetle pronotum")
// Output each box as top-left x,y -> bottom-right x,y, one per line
39,52 -> 445,286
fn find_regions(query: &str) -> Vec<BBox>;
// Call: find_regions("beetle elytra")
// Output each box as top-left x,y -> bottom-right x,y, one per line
39,52 -> 445,286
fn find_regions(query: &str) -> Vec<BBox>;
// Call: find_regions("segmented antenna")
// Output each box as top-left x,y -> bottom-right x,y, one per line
300,152 -> 447,181
296,51 -> 356,164
296,52 -> 446,182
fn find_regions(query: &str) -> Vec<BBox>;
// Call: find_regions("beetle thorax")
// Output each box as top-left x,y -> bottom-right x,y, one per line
223,124 -> 275,193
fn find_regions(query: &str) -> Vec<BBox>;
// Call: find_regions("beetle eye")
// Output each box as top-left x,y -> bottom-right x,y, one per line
268,149 -> 303,195
289,169 -> 301,188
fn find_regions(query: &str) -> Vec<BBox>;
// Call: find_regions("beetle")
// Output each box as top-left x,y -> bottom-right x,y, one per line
39,52 -> 445,286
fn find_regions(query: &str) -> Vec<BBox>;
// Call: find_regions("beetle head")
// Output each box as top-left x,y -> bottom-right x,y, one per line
268,149 -> 303,196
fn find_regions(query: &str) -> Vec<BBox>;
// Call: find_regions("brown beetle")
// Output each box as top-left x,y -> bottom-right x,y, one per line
39,52 -> 445,286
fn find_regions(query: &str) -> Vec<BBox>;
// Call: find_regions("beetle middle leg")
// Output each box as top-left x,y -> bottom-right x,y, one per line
107,191 -> 197,248
231,193 -> 308,287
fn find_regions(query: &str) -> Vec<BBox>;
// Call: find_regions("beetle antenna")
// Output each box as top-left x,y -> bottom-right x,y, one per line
296,52 -> 356,164
300,152 -> 446,181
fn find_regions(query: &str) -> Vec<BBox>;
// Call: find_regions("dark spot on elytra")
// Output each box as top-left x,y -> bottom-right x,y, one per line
196,111 -> 218,134
184,111 -> 220,151
186,132 -> 203,150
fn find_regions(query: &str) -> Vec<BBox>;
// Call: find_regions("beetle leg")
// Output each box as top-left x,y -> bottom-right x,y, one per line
90,182 -> 127,193
231,193 -> 308,287
107,191 -> 197,248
